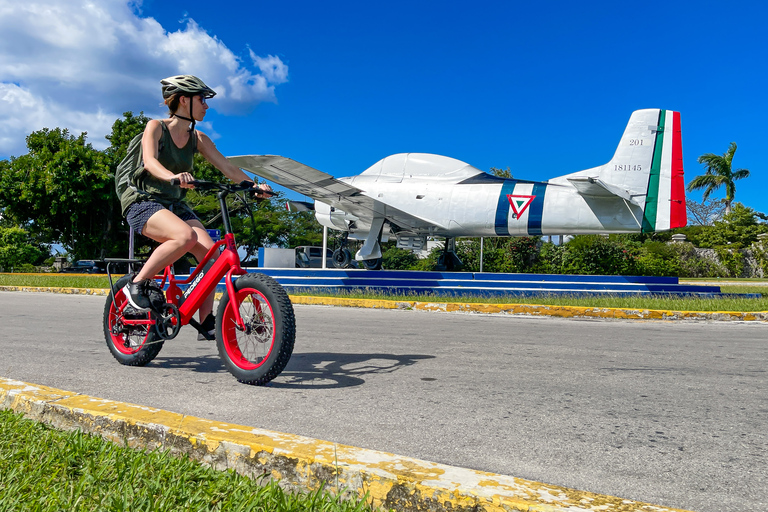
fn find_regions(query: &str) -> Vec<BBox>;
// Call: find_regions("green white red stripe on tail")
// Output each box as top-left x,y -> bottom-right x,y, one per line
643,110 -> 686,232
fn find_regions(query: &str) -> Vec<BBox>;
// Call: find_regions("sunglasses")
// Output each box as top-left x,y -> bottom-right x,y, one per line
198,95 -> 207,106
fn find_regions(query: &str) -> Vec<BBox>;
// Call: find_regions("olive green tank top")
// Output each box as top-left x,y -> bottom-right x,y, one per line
121,121 -> 197,214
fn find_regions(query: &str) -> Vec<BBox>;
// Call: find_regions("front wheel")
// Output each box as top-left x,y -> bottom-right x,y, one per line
103,274 -> 164,366
216,273 -> 296,385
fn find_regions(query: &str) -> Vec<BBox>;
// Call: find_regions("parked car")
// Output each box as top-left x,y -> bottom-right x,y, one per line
60,260 -> 105,274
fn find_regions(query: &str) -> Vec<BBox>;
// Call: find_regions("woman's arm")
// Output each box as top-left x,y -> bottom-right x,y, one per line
196,131 -> 272,195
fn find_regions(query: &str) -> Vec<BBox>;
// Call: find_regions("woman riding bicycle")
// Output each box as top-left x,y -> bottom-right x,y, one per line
121,74 -> 271,339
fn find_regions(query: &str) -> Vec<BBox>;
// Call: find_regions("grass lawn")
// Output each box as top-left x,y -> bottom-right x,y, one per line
0,409 -> 380,512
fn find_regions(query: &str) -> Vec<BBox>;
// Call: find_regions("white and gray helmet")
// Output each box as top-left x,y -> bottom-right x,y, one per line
160,75 -> 216,99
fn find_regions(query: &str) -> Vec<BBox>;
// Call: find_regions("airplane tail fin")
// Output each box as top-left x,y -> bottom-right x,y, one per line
565,109 -> 686,231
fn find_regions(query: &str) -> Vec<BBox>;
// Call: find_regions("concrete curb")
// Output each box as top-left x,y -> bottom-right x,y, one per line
2,285 -> 767,321
0,377 -> 693,512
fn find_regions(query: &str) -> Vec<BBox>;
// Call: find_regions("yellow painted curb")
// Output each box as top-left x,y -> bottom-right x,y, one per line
0,377 -> 694,512
2,285 -> 767,321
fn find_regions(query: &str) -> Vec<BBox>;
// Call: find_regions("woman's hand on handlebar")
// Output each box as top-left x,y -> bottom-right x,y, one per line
168,177 -> 275,198
171,172 -> 196,189
253,182 -> 273,199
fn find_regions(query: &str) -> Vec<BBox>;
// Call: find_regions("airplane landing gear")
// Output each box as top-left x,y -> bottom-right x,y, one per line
361,258 -> 383,270
435,237 -> 463,271
332,232 -> 353,268
332,247 -> 352,268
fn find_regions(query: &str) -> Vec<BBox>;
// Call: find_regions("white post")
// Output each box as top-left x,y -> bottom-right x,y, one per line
322,226 -> 328,269
479,237 -> 484,273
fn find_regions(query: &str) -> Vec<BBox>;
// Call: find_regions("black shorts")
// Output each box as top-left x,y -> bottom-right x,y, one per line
125,201 -> 200,235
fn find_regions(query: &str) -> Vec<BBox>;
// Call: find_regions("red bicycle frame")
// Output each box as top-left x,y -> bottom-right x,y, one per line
160,232 -> 248,329
109,180 -> 265,334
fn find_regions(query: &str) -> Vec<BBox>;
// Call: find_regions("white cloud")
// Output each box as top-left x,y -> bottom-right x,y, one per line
251,52 -> 289,85
0,0 -> 288,157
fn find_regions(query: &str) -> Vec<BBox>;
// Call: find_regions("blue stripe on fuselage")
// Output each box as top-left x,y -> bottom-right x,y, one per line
494,180 -> 548,236
527,183 -> 547,235
495,179 -> 517,236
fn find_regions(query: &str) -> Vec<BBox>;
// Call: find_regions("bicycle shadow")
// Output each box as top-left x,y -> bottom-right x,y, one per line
151,353 -> 227,374
270,352 -> 435,389
149,351 -> 433,390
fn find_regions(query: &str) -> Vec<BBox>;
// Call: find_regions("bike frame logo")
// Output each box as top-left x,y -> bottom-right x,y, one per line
183,268 -> 206,298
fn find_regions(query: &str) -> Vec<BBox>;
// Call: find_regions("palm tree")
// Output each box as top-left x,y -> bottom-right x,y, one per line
687,142 -> 750,214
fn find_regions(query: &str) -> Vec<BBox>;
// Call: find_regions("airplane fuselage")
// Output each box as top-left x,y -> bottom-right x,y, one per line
339,173 -> 645,238
229,109 -> 686,263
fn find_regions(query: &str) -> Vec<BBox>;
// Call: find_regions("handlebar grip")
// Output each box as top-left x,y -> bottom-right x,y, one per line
170,178 -> 202,187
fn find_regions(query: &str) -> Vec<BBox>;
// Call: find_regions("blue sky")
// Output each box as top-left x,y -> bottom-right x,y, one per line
1,0 -> 766,214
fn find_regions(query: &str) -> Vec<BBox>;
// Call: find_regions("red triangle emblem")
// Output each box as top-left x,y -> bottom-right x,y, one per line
507,195 -> 535,218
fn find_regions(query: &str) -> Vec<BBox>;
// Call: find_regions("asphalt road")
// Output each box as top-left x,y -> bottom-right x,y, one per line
1,291 -> 766,512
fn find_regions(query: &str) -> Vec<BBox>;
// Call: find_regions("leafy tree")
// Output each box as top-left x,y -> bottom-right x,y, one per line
687,142 -> 750,214
682,203 -> 768,249
559,235 -> 638,275
382,245 -> 419,270
281,211 -> 324,248
634,241 -> 681,277
104,112 -> 151,169
489,167 -> 513,178
0,128 -> 115,260
453,236 -> 541,273
0,226 -> 45,271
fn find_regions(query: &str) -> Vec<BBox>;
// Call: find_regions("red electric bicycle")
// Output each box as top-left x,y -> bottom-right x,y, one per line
103,180 -> 295,385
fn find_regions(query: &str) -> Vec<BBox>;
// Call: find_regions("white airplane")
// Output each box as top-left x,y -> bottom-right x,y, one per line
228,108 -> 686,270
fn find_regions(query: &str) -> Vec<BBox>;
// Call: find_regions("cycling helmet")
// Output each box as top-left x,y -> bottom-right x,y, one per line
160,75 -> 217,99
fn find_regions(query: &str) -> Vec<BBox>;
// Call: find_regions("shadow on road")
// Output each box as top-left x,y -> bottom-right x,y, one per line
270,352 -> 435,389
148,351 -> 434,389
151,354 -> 226,374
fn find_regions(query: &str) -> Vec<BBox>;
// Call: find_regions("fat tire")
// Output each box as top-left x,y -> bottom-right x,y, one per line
216,273 -> 295,385
103,274 -> 164,366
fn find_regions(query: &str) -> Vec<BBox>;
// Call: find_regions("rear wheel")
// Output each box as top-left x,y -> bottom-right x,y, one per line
103,274 -> 164,366
216,273 -> 295,385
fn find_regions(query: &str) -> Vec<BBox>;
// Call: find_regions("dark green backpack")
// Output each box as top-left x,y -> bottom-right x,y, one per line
114,131 -> 147,203
114,122 -> 197,214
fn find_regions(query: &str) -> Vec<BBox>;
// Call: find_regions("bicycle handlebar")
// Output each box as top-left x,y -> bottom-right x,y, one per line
169,179 -> 275,197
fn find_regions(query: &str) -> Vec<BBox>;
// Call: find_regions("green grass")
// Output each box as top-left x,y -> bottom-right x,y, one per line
2,273 -> 767,312
0,273 -> 111,289
0,409 -> 381,512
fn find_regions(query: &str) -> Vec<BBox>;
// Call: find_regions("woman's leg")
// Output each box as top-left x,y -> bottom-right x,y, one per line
123,209 -> 197,311
134,209 -> 198,281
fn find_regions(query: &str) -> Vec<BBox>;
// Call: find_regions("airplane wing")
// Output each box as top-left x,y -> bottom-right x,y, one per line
228,155 -> 358,201
228,155 -> 446,232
